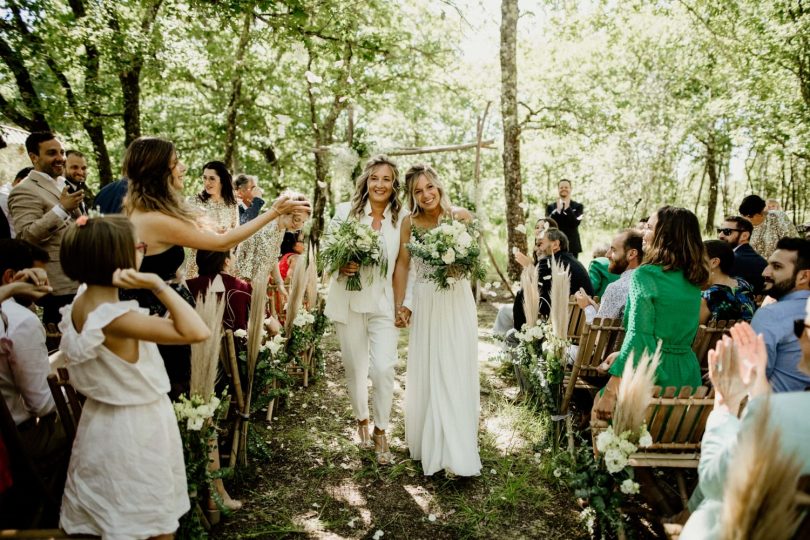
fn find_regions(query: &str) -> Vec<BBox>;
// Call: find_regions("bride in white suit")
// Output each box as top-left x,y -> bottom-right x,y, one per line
324,155 -> 404,464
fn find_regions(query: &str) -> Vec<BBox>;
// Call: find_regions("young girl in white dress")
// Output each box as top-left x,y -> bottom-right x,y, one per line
392,164 -> 482,477
57,215 -> 211,539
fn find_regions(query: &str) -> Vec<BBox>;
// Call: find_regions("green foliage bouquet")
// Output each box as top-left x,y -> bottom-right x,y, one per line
406,220 -> 485,290
319,219 -> 387,291
510,320 -> 571,415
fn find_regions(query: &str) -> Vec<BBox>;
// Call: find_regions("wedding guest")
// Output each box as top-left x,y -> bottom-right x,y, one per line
546,178 -> 583,258
717,216 -> 767,294
699,240 -> 756,324
0,167 -> 32,238
0,241 -> 67,504
681,320 -> 810,539
326,155 -> 403,465
121,136 -> 309,393
8,132 -> 83,324
235,174 -> 265,225
766,197 -> 781,211
393,163 -> 481,477
594,206 -> 710,420
750,237 -> 810,393
64,150 -> 94,214
739,194 -> 798,259
57,215 -> 210,538
93,178 -> 128,214
575,229 -> 643,323
186,161 -> 239,278
512,228 -> 593,331
187,249 -> 251,333
588,242 -> 620,298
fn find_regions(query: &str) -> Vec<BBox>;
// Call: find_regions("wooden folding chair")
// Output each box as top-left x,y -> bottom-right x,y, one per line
691,320 -> 737,374
46,368 -> 83,446
566,294 -> 599,345
560,317 -> 625,414
44,324 -> 61,355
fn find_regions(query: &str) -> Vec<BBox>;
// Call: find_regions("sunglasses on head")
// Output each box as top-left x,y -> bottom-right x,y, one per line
716,228 -> 742,235
794,319 -> 810,340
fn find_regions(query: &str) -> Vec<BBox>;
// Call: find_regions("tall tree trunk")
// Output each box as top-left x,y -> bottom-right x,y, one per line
120,68 -> 142,148
223,9 -> 253,170
500,0 -> 526,279
0,35 -> 50,131
704,133 -> 719,234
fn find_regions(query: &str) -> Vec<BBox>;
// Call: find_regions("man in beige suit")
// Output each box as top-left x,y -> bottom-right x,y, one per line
8,132 -> 84,324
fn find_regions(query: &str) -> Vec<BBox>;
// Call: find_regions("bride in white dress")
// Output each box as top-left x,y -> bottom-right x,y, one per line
392,164 -> 481,477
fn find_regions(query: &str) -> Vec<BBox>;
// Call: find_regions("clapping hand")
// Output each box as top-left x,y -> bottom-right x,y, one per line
513,249 -> 532,269
574,287 -> 592,309
729,322 -> 771,399
0,268 -> 53,302
271,195 -> 311,217
707,334 -> 747,414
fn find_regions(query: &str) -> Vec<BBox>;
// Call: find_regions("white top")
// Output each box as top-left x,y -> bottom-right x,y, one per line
57,300 -> 170,405
0,298 -> 55,424
324,201 -> 405,324
0,183 -> 15,237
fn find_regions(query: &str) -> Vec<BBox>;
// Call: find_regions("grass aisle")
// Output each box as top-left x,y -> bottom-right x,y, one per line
214,301 -> 587,539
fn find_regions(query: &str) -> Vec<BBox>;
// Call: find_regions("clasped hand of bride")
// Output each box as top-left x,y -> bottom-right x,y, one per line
394,305 -> 411,328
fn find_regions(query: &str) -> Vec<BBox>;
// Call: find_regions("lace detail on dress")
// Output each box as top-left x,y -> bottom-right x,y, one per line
58,301 -> 147,365
411,255 -> 435,284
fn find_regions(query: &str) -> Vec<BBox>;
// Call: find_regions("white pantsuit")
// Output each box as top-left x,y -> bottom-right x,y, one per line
324,201 -> 404,430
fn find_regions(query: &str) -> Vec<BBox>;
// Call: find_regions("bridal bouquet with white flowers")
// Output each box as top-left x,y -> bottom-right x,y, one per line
407,220 -> 485,290
320,219 -> 387,291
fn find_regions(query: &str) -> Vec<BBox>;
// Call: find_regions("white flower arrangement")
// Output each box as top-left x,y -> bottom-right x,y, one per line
259,334 -> 287,355
293,309 -> 316,327
406,220 -> 485,290
173,394 -> 222,431
594,424 -> 653,475
320,219 -> 387,291
233,328 -> 248,339
620,478 -> 640,495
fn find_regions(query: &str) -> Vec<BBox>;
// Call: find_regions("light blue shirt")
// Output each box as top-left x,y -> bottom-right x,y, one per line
750,289 -> 810,393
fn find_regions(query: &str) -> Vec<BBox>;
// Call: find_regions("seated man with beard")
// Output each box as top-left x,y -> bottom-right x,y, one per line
751,237 -> 810,392
575,229 -> 643,323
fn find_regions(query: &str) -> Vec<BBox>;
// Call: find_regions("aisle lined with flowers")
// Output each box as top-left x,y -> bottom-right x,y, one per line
212,300 -> 587,539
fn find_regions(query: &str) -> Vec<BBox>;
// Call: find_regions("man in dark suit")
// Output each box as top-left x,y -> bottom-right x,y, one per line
513,229 -> 593,330
717,215 -> 768,294
546,178 -> 584,258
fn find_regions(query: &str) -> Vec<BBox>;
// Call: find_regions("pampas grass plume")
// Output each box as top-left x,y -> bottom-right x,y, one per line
549,255 -> 570,340
190,287 -> 226,400
520,263 -> 539,329
720,399 -> 803,540
613,344 -> 661,436
284,245 -> 308,336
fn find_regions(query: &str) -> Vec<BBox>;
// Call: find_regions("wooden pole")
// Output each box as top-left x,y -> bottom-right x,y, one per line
473,102 -> 492,304
386,139 -> 495,156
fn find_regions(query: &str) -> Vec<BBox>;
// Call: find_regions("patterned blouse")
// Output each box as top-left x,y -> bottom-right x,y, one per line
185,198 -> 239,279
701,278 -> 756,322
750,210 -> 798,260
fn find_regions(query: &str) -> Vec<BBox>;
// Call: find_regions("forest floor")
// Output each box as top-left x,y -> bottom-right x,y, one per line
212,299 -> 588,539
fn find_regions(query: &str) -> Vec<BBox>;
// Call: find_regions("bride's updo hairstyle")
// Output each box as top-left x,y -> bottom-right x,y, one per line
349,154 -> 402,225
61,216 -> 138,286
404,163 -> 452,217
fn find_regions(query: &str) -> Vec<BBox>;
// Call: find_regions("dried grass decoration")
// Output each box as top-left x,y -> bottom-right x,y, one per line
520,261 -> 540,329
549,255 -> 571,341
189,287 -> 226,401
613,344 -> 661,437
237,264 -> 271,465
720,399 -> 805,540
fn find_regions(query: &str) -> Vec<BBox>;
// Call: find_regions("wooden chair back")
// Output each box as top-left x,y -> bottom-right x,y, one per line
566,295 -> 600,344
46,368 -> 83,446
591,385 -> 715,468
44,324 -> 61,355
560,317 -> 625,414
794,475 -> 810,540
691,320 -> 737,373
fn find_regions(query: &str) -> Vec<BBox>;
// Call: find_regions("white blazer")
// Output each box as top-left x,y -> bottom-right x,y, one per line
324,201 -> 404,324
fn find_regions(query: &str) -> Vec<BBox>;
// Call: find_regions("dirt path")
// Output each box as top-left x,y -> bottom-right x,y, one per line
214,301 -> 587,539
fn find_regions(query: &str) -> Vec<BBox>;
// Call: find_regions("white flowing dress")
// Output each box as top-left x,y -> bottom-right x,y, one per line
405,255 -> 482,477
57,301 -> 189,539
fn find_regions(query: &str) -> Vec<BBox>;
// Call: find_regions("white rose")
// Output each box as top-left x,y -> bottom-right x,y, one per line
268,340 -> 283,355
639,430 -> 653,448
620,479 -> 640,495
187,416 -> 205,431
618,438 -> 637,456
457,231 -> 473,249
441,248 -> 456,264
604,448 -> 628,474
595,429 -> 614,453
233,329 -> 248,339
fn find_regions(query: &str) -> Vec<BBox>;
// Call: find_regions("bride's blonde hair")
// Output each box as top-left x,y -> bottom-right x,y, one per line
404,164 -> 452,218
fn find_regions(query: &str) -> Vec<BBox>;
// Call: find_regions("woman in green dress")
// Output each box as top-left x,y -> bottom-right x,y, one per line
594,206 -> 709,421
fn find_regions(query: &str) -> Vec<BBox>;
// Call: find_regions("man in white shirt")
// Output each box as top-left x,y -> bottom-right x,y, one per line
0,239 -> 68,494
8,132 -> 84,324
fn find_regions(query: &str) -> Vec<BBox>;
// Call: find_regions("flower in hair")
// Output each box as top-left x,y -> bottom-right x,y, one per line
75,215 -> 89,227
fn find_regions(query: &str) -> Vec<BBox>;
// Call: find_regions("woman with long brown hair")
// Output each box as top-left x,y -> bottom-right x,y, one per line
324,154 -> 403,465
594,205 -> 710,420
